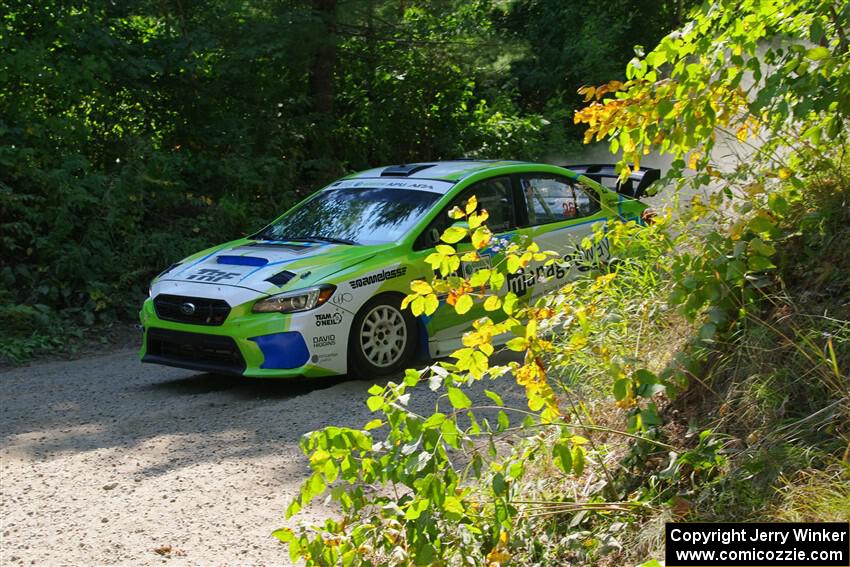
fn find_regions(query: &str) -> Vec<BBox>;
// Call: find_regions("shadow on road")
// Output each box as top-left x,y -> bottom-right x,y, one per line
1,348 -> 524,480
142,372 -> 353,399
0,351 -> 392,478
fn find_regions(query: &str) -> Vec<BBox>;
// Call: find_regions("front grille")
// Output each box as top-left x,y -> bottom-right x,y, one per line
153,294 -> 231,326
144,328 -> 246,375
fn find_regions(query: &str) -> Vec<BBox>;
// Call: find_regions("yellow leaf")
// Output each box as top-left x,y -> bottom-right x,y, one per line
778,167 -> 792,180
484,295 -> 501,311
463,332 -> 483,347
465,195 -> 477,215
487,547 -> 511,567
489,271 -> 505,290
687,151 -> 701,170
471,227 -> 491,249
410,280 -> 432,295
744,182 -> 764,196
469,209 -> 489,229
448,206 -> 465,219
424,294 -> 439,315
441,226 -> 468,244
469,268 -> 491,287
455,294 -> 474,315
503,292 -> 518,315
425,252 -> 442,268
411,296 -> 424,317
436,244 -> 455,255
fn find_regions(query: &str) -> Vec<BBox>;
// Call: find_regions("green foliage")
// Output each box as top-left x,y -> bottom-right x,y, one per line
278,195 -> 684,564
1,0 -> 685,356
575,0 -> 849,175
278,0 -> 850,564
494,0 -> 696,156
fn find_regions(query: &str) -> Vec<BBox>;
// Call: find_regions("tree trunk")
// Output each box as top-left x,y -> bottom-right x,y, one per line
309,0 -> 337,116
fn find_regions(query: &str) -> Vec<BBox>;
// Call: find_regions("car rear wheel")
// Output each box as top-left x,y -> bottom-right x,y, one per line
349,295 -> 417,378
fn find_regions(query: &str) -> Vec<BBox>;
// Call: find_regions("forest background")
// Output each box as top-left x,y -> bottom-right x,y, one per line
0,0 -> 689,359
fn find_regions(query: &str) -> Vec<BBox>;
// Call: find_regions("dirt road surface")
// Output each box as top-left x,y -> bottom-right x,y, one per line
1,348 -> 523,566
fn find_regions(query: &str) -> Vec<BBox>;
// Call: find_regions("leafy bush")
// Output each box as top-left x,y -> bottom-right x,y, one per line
277,0 -> 849,564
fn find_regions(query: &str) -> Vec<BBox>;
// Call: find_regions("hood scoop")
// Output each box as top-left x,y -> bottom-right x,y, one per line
217,255 -> 269,267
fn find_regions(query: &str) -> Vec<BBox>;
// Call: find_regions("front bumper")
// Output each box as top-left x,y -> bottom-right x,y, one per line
139,298 -> 347,378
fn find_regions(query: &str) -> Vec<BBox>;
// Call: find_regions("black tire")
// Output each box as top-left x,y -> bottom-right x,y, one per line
348,294 -> 418,378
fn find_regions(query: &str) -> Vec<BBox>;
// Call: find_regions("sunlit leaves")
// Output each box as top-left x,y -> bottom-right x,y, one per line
483,294 -> 501,311
553,443 -> 572,474
471,227 -> 491,249
469,268 -> 491,287
468,209 -> 489,229
441,225 -> 468,244
410,280 -> 432,295
451,346 -> 489,378
403,281 -> 441,316
448,205 -> 465,220
484,389 -> 503,406
575,0 -> 850,181
805,46 -> 830,61
447,386 -> 472,409
454,293 -> 473,314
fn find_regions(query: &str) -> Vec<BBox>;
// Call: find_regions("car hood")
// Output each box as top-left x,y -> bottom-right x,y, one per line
156,240 -> 392,296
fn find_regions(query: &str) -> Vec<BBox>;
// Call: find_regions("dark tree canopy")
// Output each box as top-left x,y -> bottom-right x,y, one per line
0,0 -> 686,345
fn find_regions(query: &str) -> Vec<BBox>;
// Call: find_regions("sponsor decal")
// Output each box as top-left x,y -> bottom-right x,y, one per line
460,255 -> 492,280
333,178 -> 454,193
331,291 -> 354,305
506,239 -> 611,296
508,263 -> 569,296
185,268 -> 241,283
315,312 -> 343,327
312,334 -> 336,348
348,266 -> 408,289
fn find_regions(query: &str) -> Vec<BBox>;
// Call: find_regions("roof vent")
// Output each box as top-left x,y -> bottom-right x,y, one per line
380,163 -> 436,177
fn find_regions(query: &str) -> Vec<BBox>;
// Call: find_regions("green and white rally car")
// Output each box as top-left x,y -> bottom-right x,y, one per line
139,161 -> 657,378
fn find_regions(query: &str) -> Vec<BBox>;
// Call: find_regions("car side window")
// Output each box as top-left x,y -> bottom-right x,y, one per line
415,176 -> 516,249
519,175 -> 600,226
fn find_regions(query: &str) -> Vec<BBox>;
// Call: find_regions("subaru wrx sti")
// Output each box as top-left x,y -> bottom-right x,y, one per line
139,161 -> 657,378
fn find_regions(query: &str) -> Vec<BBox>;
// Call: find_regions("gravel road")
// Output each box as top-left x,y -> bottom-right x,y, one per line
1,348 -> 524,566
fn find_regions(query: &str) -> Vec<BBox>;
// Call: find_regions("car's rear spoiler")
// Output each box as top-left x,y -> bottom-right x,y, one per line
564,164 -> 661,199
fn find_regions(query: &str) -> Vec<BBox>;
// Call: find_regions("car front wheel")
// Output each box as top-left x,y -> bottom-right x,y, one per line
349,295 -> 417,378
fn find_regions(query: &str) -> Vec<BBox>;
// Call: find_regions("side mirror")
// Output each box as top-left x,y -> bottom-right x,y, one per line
428,220 -> 470,247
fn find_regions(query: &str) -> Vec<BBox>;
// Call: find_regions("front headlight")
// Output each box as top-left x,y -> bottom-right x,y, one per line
252,284 -> 336,314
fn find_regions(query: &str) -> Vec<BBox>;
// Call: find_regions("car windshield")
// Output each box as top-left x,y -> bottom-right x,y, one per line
254,187 -> 441,245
